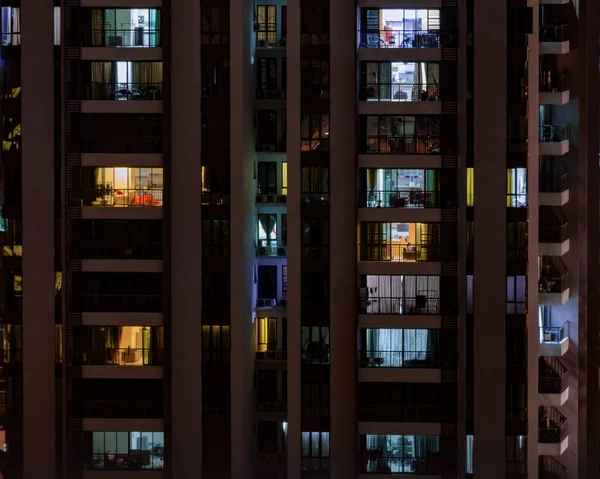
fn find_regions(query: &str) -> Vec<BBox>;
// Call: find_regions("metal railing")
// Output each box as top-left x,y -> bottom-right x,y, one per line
539,223 -> 568,244
539,406 -> 567,443
83,400 -> 163,418
70,29 -> 162,47
87,452 -> 164,470
359,296 -> 440,315
539,361 -> 569,394
82,294 -> 162,312
539,125 -> 567,143
540,73 -> 570,93
202,350 -> 231,363
72,347 -> 164,366
358,30 -> 441,49
69,188 -> 163,207
301,246 -> 330,258
540,24 -> 569,42
358,244 -> 441,262
358,83 -> 440,102
75,136 -> 162,154
540,455 -> 567,479
256,349 -> 287,360
506,193 -> 527,208
359,189 -> 440,208
359,350 -> 439,368
301,85 -> 330,99
540,172 -> 568,193
361,456 -> 440,474
360,404 -> 441,422
539,322 -> 570,344
539,271 -> 569,294
70,82 -> 162,101
73,241 -> 162,260
362,135 -> 441,155
0,33 -> 21,46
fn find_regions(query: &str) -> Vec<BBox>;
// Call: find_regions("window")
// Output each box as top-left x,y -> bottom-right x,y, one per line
282,266 -> 288,295
202,272 -> 230,312
257,421 -> 279,453
256,110 -> 279,150
0,324 -> 21,362
362,435 -> 439,474
301,432 -> 330,471
281,214 -> 287,247
301,326 -> 329,364
87,62 -> 163,100
359,275 -> 440,315
361,329 -> 439,368
302,382 -> 330,418
257,214 -> 277,248
506,275 -> 526,314
301,7 -> 329,45
467,168 -> 474,206
258,265 -> 277,299
508,115 -> 527,153
302,274 -> 329,311
361,168 -> 439,208
257,57 -> 278,91
257,162 -> 278,195
301,60 -> 330,99
201,166 -> 230,205
301,166 -> 329,204
359,222 -> 440,262
84,167 -> 163,207
466,435 -> 473,474
90,9 -> 161,47
202,219 -> 230,258
301,114 -> 330,151
507,222 -> 527,260
202,58 -> 230,99
201,6 -> 229,45
1,7 -> 20,45
360,62 -> 440,102
87,431 -> 164,470
281,163 -> 288,195
54,7 -> 60,45
506,436 -> 526,474
257,5 -> 277,45
302,220 -> 329,257
362,115 -> 440,154
202,325 -> 230,362
507,168 -> 527,207
467,275 -> 473,314
257,317 -> 277,352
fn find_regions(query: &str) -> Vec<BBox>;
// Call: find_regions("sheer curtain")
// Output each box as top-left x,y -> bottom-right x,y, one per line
366,329 -> 430,367
366,275 -> 402,314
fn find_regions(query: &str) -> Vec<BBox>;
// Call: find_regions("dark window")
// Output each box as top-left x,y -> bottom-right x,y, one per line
301,274 -> 329,311
281,6 -> 287,39
301,60 -> 330,99
258,265 -> 277,298
202,325 -> 230,362
257,369 -> 278,405
302,381 -> 330,418
301,220 -> 329,257
201,166 -> 230,204
202,58 -> 230,99
201,6 -> 229,45
202,272 -> 230,312
202,219 -> 230,258
361,115 -> 440,155
301,166 -> 329,203
257,421 -> 279,454
257,57 -> 278,91
301,7 -> 329,44
301,432 -> 330,470
256,110 -> 279,150
257,162 -> 278,195
282,266 -> 288,295
281,214 -> 288,246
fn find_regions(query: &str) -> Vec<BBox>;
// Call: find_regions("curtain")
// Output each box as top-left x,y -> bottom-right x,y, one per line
53,7 -> 60,45
367,169 -> 378,197
258,214 -> 276,245
91,9 -> 104,46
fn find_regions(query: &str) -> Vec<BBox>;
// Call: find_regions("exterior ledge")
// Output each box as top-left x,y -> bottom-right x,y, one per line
358,208 -> 442,223
538,239 -> 570,257
359,368 -> 441,383
358,315 -> 442,329
538,436 -> 568,456
540,41 -> 570,55
539,189 -> 569,206
539,387 -> 569,407
539,90 -> 570,105
538,339 -> 570,357
539,289 -> 570,306
539,139 -> 570,156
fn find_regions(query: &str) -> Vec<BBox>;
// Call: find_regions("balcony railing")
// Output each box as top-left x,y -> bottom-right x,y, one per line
359,350 -> 439,368
539,406 -> 567,443
540,172 -> 568,193
540,73 -> 570,93
82,294 -> 162,312
540,24 -> 569,42
87,451 -> 164,470
362,136 -> 440,155
74,136 -> 162,154
361,456 -> 440,475
506,193 -> 527,208
73,241 -> 163,260
360,404 -> 441,422
539,322 -> 569,344
539,261 -> 569,293
72,347 -> 164,366
539,206 -> 568,243
70,188 -> 163,207
539,357 -> 569,394
358,30 -> 441,49
302,343 -> 330,364
0,33 -> 21,46
256,84 -> 286,99
359,189 -> 440,208
358,83 -> 440,102
540,455 -> 567,479
70,82 -> 162,101
358,244 -> 440,262
359,296 -> 440,315
256,348 -> 287,360
539,125 -> 567,143
83,400 -> 163,418
70,29 -> 162,48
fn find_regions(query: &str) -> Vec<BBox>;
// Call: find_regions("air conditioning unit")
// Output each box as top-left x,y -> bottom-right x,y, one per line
273,90 -> 285,99
266,90 -> 275,99
279,299 -> 287,307
279,38 -> 286,46
258,39 -> 267,47
256,194 -> 267,203
266,195 -> 275,203
257,298 -> 277,308
277,246 -> 286,256
256,246 -> 268,256
279,194 -> 287,203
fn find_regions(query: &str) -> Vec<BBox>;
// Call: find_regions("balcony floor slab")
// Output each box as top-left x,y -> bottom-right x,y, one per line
538,239 -> 570,257
538,436 -> 568,456
539,189 -> 569,206
539,387 -> 569,407
539,139 -> 570,156
538,338 -> 570,357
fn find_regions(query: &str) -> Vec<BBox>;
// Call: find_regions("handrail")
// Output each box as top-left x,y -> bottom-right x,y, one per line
361,456 -> 440,474
69,82 -> 163,101
83,400 -> 163,418
358,29 -> 441,49
69,29 -> 162,48
540,24 -> 569,42
360,404 -> 441,422
82,294 -> 163,313
539,125 -> 567,142
539,322 -> 570,344
362,135 -> 441,155
539,406 -> 567,443
69,188 -> 163,207
358,83 -> 440,102
359,296 -> 440,315
87,452 -> 164,470
74,241 -> 162,260
358,243 -> 441,262
72,347 -> 164,366
359,189 -> 440,208
540,73 -> 570,93
540,455 -> 567,479
359,350 -> 439,368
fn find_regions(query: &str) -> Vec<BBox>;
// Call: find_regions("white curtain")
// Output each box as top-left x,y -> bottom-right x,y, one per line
54,7 -> 60,45
366,329 -> 430,367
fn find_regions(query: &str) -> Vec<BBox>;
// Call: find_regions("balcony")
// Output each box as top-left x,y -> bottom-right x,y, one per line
71,29 -> 163,61
539,125 -> 569,156
539,207 -> 569,256
539,73 -> 570,105
72,348 -> 164,366
358,82 -> 441,116
70,82 -> 163,114
539,258 -> 570,305
75,136 -> 162,154
359,404 -> 441,422
81,294 -> 162,313
86,450 -> 164,471
539,455 -> 567,479
358,244 -> 440,262
359,350 -> 439,369
539,172 -> 569,206
360,456 -> 440,475
539,357 -> 569,407
359,190 -> 439,209
361,136 -> 440,155
83,400 -> 163,418
73,241 -> 162,261
256,84 -> 286,101
69,188 -> 163,220
539,322 -> 570,356
538,406 -> 568,455
359,296 -> 440,316
540,24 -> 569,54
358,30 -> 441,62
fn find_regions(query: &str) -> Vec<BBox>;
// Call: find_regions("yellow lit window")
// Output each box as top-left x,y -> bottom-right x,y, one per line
257,317 -> 277,352
467,168 -> 474,206
282,162 -> 288,195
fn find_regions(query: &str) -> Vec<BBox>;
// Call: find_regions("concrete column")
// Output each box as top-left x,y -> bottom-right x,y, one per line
473,0 -> 506,476
285,0 -> 302,475
329,0 -> 357,477
230,0 -> 256,477
21,0 -> 56,475
169,0 -> 203,473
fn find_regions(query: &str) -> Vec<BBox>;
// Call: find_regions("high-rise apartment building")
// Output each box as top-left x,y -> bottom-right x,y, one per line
0,0 -> 597,478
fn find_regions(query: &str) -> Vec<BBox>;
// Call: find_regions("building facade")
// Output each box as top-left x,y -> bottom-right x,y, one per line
0,0 -> 597,478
